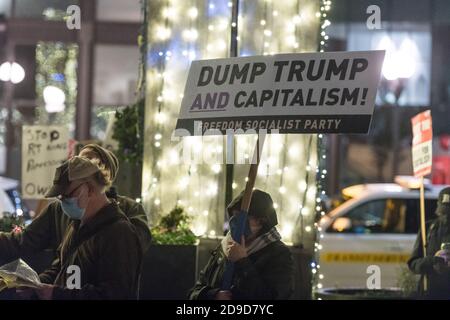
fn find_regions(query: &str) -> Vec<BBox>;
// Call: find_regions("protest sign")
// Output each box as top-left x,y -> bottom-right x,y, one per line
175,50 -> 385,135
411,110 -> 433,178
411,110 -> 433,292
21,126 -> 69,199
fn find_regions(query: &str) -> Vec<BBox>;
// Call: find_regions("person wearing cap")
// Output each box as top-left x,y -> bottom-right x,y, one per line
0,144 -> 151,268
29,156 -> 142,299
408,186 -> 450,299
79,144 -> 151,253
189,189 -> 294,300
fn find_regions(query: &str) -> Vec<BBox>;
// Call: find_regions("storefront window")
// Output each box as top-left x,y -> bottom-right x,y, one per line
90,105 -> 118,148
93,45 -> 139,107
329,23 -> 431,107
35,42 -> 78,134
14,0 -> 79,20
96,0 -> 141,22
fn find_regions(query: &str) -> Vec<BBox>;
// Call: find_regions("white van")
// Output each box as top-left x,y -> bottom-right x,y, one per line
319,179 -> 446,289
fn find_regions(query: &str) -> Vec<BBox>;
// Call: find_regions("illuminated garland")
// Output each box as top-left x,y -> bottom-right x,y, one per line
312,0 -> 332,297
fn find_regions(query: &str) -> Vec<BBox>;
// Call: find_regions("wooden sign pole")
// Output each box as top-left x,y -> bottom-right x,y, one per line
419,177 -> 428,291
240,134 -> 266,212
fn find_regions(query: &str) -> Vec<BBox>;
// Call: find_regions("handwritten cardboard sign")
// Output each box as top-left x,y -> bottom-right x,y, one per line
21,126 -> 69,199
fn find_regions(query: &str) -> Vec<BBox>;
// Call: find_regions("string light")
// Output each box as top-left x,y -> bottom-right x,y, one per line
155,26 -> 171,40
211,164 -> 221,174
311,0 -> 332,297
187,7 -> 199,19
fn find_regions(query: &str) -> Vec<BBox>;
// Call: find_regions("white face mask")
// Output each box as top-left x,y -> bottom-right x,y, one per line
60,197 -> 86,220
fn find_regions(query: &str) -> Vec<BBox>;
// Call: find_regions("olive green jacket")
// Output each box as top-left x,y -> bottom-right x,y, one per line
39,201 -> 142,300
0,195 -> 151,265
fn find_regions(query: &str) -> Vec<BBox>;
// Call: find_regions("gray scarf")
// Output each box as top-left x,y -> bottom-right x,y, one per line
221,227 -> 281,257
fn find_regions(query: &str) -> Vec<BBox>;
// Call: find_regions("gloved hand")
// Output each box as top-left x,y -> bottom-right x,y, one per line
435,248 -> 450,266
432,256 -> 448,275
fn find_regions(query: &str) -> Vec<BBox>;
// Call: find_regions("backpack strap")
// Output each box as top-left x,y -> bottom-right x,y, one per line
58,214 -> 122,274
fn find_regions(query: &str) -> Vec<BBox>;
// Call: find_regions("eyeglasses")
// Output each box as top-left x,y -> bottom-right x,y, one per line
59,183 -> 85,201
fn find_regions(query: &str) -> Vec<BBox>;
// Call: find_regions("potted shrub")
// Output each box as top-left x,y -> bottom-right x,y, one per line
315,288 -> 408,300
112,99 -> 145,200
139,206 -> 199,300
0,212 -> 24,234
396,266 -> 420,299
0,212 -> 25,268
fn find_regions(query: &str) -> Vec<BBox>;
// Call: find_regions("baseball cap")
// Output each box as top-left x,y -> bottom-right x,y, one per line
45,156 -> 100,198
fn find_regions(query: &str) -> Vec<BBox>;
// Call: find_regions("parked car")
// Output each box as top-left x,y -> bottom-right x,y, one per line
0,176 -> 30,220
319,177 -> 446,289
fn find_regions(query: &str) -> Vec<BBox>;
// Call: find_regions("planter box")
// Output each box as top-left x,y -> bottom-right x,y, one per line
139,244 -> 198,300
315,288 -> 410,300
195,237 -> 222,279
290,247 -> 313,300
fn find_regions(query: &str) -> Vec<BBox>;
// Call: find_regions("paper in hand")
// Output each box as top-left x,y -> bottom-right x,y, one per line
0,259 -> 42,291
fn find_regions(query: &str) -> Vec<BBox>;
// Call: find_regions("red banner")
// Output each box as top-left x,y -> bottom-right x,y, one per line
411,110 -> 432,178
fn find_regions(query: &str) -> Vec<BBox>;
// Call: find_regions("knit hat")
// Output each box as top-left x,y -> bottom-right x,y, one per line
436,187 -> 450,216
227,189 -> 278,232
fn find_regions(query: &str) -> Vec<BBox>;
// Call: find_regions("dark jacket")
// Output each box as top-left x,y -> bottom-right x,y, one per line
188,241 -> 294,300
0,195 -> 151,265
39,201 -> 142,300
408,214 -> 450,299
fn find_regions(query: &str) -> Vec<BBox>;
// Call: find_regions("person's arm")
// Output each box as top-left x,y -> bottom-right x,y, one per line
233,246 -> 294,300
117,196 -> 152,254
51,223 -> 141,300
188,249 -> 222,300
408,229 -> 442,275
127,202 -> 152,253
39,253 -> 62,284
0,202 -> 58,263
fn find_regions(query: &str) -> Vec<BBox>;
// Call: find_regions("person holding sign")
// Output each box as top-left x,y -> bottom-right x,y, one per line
0,144 -> 151,269
408,187 -> 450,299
188,189 -> 294,300
30,156 -> 142,299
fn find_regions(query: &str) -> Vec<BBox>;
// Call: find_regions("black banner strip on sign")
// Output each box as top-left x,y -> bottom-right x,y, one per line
175,114 -> 372,135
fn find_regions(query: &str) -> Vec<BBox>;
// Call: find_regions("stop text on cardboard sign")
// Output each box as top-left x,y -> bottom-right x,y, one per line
22,127 -> 68,198
191,58 -> 369,110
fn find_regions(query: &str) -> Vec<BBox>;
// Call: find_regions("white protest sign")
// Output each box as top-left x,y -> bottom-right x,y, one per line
21,126 -> 69,199
175,50 -> 385,135
411,110 -> 432,178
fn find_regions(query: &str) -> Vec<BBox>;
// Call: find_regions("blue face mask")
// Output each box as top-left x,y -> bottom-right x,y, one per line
60,197 -> 86,220
229,212 -> 251,242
